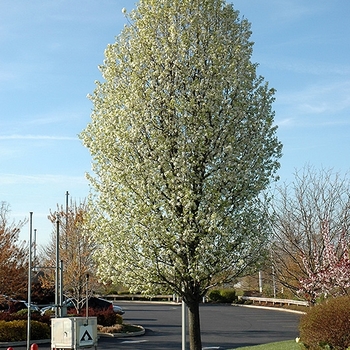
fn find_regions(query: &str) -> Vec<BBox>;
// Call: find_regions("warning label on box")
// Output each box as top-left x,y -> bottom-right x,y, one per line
79,325 -> 94,346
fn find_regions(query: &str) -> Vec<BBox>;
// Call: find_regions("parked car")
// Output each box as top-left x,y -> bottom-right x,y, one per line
1,300 -> 40,313
97,298 -> 125,315
41,297 -> 124,315
22,301 -> 41,312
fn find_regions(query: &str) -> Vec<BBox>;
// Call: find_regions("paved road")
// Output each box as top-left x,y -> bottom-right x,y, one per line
111,302 -> 301,349
5,301 -> 302,350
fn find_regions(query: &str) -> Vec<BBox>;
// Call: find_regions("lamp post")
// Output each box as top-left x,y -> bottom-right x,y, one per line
55,215 -> 60,318
182,300 -> 187,350
33,228 -> 37,271
86,273 -> 89,321
27,212 -> 33,350
65,191 -> 69,250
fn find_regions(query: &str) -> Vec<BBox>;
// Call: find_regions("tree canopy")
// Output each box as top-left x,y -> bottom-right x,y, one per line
40,200 -> 98,313
81,0 -> 282,348
270,166 -> 350,298
0,202 -> 28,300
299,220 -> 350,303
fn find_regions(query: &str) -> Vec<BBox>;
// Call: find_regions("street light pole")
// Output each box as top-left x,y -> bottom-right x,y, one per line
33,228 -> 37,271
182,300 -> 187,350
55,215 -> 60,318
27,212 -> 33,350
86,273 -> 89,321
65,191 -> 69,250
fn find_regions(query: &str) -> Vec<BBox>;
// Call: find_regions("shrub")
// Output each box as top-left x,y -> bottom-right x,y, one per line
94,308 -> 118,326
220,289 -> 236,303
0,310 -> 51,326
208,289 -> 236,303
15,309 -> 41,317
0,320 -> 25,341
15,308 -> 29,316
98,324 -> 123,334
74,307 -> 122,326
0,320 -> 50,341
299,296 -> 350,349
42,309 -> 55,317
30,320 -> 50,339
98,323 -> 141,334
115,313 -> 123,325
208,290 -> 222,302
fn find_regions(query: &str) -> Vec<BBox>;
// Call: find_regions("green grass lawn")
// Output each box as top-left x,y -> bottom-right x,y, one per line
229,339 -> 303,350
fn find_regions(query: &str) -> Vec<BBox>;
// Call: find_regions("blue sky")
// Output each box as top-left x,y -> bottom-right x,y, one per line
1,0 -> 349,246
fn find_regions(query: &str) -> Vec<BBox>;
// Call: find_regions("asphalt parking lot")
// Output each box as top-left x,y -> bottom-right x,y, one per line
0,302 -> 302,350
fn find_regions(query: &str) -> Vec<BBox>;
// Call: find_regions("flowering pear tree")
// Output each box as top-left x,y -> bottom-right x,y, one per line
298,221 -> 350,303
80,0 -> 282,348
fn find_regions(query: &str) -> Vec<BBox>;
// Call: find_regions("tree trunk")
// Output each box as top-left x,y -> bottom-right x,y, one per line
187,299 -> 202,350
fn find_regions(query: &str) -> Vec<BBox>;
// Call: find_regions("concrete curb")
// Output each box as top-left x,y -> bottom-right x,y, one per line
0,339 -> 50,348
231,303 -> 307,314
0,325 -> 145,347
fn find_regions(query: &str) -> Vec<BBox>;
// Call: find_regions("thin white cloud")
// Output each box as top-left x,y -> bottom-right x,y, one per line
0,68 -> 16,83
276,118 -> 295,128
0,134 -> 78,141
0,173 -> 86,185
25,109 -> 86,126
277,80 -> 350,116
277,116 -> 350,130
263,57 -> 350,77
264,0 -> 327,24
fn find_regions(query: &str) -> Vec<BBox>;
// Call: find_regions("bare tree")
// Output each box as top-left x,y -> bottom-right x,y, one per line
40,200 -> 99,312
0,202 -> 28,300
270,166 -> 350,297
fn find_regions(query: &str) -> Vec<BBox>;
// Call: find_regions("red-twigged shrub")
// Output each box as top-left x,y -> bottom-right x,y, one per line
70,307 -> 122,327
299,296 -> 350,349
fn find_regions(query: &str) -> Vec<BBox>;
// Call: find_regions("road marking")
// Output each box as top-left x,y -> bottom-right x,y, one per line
121,340 -> 148,344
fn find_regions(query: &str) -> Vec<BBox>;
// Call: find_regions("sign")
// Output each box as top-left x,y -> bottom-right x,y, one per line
79,325 -> 94,346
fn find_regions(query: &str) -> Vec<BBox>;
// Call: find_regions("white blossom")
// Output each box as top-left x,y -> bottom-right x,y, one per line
80,1 -> 281,347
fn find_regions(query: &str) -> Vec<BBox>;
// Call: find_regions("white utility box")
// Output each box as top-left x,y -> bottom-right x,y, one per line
51,317 -> 97,350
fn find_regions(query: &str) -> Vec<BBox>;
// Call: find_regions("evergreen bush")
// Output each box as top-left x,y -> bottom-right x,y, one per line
0,320 -> 50,341
220,289 -> 237,303
0,310 -> 50,325
208,290 -> 222,302
208,289 -> 236,303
